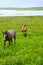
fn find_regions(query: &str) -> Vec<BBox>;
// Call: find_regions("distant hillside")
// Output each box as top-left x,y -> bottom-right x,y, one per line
0,7 -> 43,10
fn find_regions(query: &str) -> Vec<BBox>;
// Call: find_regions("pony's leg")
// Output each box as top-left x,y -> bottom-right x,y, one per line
11,39 -> 12,42
23,31 -> 27,37
4,40 -> 6,49
9,40 -> 10,45
25,31 -> 27,36
14,36 -> 16,44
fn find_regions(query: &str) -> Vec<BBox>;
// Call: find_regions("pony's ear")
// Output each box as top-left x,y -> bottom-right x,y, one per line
2,31 -> 7,34
22,30 -> 23,32
5,31 -> 7,34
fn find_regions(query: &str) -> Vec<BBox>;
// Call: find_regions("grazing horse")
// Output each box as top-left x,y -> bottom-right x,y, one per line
3,30 -> 16,49
22,24 -> 27,37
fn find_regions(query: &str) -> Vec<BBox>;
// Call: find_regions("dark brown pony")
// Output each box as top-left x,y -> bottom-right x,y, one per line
3,30 -> 16,49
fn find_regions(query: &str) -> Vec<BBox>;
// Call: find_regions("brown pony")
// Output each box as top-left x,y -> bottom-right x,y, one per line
22,24 -> 27,37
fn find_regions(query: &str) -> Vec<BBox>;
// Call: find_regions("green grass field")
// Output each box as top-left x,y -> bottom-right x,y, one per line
0,16 -> 43,65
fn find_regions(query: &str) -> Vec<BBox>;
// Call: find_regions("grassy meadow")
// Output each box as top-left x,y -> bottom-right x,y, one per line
0,16 -> 43,65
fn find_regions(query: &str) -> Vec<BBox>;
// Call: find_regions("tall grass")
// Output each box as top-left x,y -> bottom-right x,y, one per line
0,16 -> 43,65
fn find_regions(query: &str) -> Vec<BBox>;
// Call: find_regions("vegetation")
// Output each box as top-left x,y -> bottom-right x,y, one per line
0,16 -> 43,65
0,7 -> 43,10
